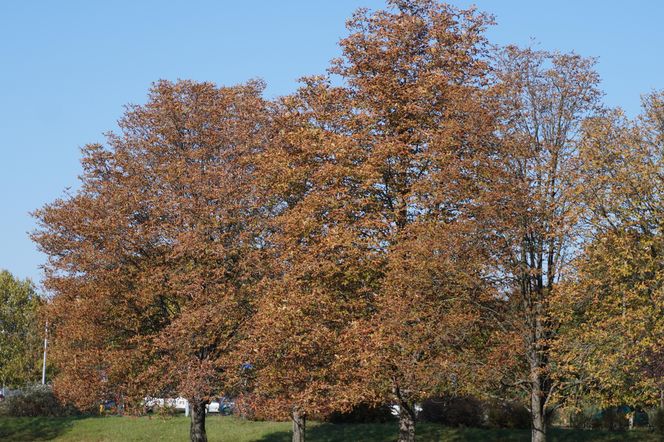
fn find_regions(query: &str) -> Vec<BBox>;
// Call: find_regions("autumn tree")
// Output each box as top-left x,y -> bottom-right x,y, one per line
553,94 -> 664,410
32,80 -> 267,442
485,47 -> 602,441
245,77 -> 377,442
246,2 -> 499,441
0,270 -> 43,389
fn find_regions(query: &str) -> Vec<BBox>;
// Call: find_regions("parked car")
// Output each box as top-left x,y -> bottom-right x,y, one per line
143,396 -> 188,413
207,397 -> 234,415
167,397 -> 189,411
143,396 -> 234,414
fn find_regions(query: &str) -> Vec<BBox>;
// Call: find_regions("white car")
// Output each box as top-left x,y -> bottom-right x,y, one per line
168,397 -> 189,411
144,396 -> 233,414
206,397 -> 234,415
143,397 -> 165,410
143,396 -> 188,412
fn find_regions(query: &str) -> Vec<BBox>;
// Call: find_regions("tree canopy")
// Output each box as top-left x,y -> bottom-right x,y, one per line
29,2 -> 664,442
33,80 -> 268,442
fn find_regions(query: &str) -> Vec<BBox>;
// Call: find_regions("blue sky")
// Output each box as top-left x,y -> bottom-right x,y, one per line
2,0 -> 663,286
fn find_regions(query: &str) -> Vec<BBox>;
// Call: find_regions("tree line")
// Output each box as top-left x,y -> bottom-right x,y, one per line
31,1 -> 664,441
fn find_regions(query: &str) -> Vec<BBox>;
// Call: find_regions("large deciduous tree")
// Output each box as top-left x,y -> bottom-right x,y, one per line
246,2 -> 499,441
487,47 -> 602,441
32,80 -> 267,442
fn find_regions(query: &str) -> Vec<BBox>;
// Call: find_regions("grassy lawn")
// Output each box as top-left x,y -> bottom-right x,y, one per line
0,415 -> 660,441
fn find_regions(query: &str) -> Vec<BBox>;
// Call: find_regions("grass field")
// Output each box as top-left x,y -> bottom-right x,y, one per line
0,415 -> 660,441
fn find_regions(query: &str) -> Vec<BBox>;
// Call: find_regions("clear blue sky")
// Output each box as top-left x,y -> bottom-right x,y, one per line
2,0 -> 663,286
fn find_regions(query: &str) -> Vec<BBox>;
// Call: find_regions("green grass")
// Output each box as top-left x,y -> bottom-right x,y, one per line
0,415 -> 660,441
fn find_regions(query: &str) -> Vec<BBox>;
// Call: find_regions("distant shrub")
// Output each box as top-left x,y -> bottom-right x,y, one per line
327,403 -> 395,424
631,407 -> 649,427
0,384 -> 79,417
650,408 -> 664,434
591,407 -> 629,431
568,407 -> 596,430
485,401 -> 531,429
419,396 -> 484,428
567,405 -> 647,431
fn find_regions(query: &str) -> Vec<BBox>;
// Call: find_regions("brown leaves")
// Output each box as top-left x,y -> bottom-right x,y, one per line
245,0 -> 500,420
32,1 -> 664,434
33,80 -> 268,410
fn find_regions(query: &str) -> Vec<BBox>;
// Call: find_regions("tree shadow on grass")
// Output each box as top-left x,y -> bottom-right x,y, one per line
256,422 -> 395,442
0,417 -> 79,441
255,422 -> 527,442
254,422 -> 560,442
548,427 -> 658,442
253,422 -> 657,442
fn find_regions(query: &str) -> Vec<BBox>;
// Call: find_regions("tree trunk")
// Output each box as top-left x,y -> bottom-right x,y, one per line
291,407 -> 306,442
530,368 -> 546,442
189,399 -> 207,442
398,402 -> 416,442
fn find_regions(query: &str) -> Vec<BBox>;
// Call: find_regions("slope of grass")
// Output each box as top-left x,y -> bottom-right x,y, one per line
0,415 -> 660,441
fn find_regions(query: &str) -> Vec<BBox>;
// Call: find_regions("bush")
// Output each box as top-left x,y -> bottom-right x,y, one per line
327,403 -> 395,424
419,396 -> 484,428
650,408 -> 664,434
569,407 -> 597,430
631,407 -> 649,427
568,405 -> 647,431
485,401 -> 531,429
0,384 -> 79,417
590,407 -> 629,431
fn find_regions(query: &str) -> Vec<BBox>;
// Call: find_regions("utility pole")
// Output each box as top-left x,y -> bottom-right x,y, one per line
41,321 -> 48,385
